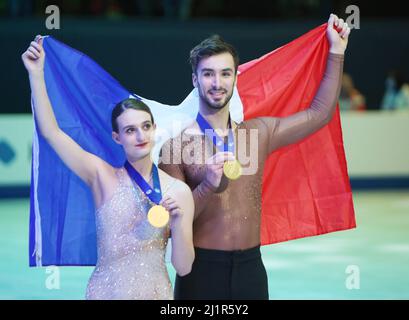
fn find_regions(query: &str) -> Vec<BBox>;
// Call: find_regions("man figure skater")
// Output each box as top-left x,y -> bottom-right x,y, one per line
159,14 -> 350,299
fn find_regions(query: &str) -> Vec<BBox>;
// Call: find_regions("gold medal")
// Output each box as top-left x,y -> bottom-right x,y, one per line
223,159 -> 242,180
147,205 -> 169,228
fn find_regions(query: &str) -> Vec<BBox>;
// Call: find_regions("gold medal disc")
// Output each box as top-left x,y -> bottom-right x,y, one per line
223,159 -> 242,180
147,205 -> 170,228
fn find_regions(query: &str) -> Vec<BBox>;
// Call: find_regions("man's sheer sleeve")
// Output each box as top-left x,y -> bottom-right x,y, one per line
258,52 -> 344,154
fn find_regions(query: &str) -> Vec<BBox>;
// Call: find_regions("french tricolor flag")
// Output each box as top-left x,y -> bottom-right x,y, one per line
30,24 -> 355,266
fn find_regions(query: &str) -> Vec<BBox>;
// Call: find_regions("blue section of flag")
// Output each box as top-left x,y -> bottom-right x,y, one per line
29,36 -> 130,266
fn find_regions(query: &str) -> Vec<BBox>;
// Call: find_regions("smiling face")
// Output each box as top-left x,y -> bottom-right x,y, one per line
192,52 -> 237,111
112,109 -> 156,161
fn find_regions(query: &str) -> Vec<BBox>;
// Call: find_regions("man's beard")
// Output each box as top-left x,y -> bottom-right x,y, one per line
198,84 -> 234,110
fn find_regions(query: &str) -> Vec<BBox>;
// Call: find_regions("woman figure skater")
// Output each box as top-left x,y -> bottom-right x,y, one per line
22,35 -> 195,300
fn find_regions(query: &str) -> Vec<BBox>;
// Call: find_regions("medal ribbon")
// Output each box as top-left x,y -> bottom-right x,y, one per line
124,161 -> 162,204
196,113 -> 235,154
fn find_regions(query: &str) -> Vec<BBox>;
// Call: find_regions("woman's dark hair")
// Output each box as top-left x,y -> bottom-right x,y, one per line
189,34 -> 239,74
111,98 -> 154,133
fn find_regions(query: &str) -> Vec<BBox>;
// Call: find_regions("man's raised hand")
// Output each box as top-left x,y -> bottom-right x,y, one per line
327,14 -> 351,54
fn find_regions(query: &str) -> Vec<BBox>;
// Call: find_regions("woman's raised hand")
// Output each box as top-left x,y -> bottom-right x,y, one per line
21,35 -> 45,76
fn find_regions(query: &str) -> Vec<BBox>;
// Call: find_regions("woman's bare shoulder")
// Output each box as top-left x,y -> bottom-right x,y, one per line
95,160 -> 118,182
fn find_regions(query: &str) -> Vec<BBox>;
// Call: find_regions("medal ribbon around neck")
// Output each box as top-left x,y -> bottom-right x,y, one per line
196,113 -> 242,180
196,112 -> 235,153
124,161 -> 169,227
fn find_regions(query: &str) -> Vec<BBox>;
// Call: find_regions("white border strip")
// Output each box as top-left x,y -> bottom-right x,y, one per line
31,98 -> 42,267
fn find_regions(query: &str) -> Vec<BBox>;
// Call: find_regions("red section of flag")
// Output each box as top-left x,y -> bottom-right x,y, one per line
237,24 -> 356,245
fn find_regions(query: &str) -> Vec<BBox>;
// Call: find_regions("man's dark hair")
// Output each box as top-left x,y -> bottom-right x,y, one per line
189,35 -> 239,74
111,98 -> 154,133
